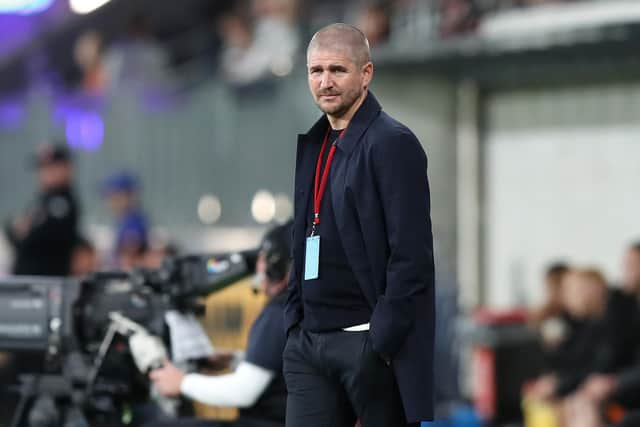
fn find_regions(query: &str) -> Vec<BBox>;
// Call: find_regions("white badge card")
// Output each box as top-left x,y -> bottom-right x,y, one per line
304,236 -> 320,280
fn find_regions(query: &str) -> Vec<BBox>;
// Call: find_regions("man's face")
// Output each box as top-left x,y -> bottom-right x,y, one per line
71,247 -> 98,277
37,162 -> 72,191
562,273 -> 605,318
545,272 -> 565,305
107,191 -> 133,216
307,47 -> 372,119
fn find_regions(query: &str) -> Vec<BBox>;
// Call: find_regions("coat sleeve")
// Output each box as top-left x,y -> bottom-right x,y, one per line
20,198 -> 77,249
284,229 -> 303,335
3,220 -> 21,249
616,365 -> 640,397
368,128 -> 435,359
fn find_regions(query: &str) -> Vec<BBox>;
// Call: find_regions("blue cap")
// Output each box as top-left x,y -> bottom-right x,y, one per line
102,172 -> 139,195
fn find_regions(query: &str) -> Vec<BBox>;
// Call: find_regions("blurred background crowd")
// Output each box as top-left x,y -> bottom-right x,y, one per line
1,0 -> 640,426
0,0 -> 614,96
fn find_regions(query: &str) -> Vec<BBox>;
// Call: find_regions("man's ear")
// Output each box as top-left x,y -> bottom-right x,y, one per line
362,62 -> 373,88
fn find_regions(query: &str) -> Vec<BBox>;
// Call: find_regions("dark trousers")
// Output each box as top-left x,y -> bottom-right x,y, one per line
145,418 -> 281,427
616,411 -> 640,427
144,420 -> 232,427
283,327 -> 418,427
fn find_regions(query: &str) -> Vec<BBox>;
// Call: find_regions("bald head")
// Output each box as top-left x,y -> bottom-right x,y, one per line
306,23 -> 374,128
307,23 -> 371,67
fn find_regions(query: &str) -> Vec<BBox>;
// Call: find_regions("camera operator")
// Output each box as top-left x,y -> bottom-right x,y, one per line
4,143 -> 80,276
147,221 -> 292,427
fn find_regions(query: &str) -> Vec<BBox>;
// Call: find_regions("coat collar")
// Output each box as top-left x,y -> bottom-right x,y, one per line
298,91 -> 382,154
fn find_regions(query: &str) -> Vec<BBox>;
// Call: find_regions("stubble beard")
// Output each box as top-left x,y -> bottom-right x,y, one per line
315,87 -> 363,119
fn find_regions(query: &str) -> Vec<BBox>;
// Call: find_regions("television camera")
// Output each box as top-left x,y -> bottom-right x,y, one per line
0,250 -> 257,427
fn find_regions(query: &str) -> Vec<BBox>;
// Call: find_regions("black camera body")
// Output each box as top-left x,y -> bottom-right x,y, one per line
0,276 -> 80,360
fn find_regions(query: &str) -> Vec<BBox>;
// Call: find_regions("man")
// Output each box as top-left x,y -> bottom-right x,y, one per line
102,171 -> 149,269
4,143 -> 80,276
284,24 -> 435,427
147,221 -> 292,427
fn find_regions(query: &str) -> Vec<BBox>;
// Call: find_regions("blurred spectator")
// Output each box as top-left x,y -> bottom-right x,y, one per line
528,262 -> 572,378
218,12 -> 253,58
355,2 -> 392,47
103,14 -> 169,91
525,268 -> 633,401
217,10 -> 253,79
102,171 -> 149,270
70,235 -> 100,277
218,0 -> 299,86
602,242 -> 640,369
562,269 -> 606,320
3,143 -> 80,276
529,262 -> 570,326
73,30 -> 108,94
439,0 -> 480,37
560,243 -> 640,427
621,241 -> 640,297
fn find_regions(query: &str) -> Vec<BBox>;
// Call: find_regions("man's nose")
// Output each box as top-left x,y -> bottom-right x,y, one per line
320,72 -> 333,89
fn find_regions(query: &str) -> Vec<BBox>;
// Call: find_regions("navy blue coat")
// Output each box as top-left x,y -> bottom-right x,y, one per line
285,92 -> 436,422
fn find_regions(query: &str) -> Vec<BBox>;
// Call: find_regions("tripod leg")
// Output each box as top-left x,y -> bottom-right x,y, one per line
10,376 -> 37,427
63,406 -> 89,427
27,395 -> 59,427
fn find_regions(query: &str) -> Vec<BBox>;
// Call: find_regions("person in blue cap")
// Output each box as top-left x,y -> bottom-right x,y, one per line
102,171 -> 149,269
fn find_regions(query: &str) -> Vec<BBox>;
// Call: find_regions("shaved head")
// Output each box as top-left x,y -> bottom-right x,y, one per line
306,23 -> 374,128
307,23 -> 371,67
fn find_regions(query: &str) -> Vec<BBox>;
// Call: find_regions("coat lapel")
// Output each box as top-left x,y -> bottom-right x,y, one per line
293,116 -> 327,279
329,93 -> 382,308
330,92 -> 382,238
